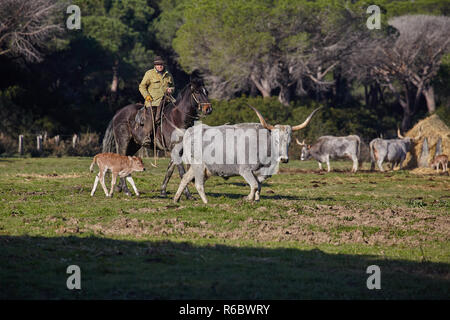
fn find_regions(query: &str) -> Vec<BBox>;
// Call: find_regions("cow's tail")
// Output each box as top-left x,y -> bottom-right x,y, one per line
356,136 -> 362,168
89,155 -> 98,173
102,119 -> 116,153
369,140 -> 375,171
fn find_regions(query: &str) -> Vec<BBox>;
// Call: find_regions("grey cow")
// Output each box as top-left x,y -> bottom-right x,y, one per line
296,135 -> 361,172
370,128 -> 421,171
173,106 -> 322,203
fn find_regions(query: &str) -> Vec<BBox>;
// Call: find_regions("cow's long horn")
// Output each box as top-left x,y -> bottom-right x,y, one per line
292,107 -> 322,131
295,138 -> 305,146
397,128 -> 405,139
247,104 -> 274,130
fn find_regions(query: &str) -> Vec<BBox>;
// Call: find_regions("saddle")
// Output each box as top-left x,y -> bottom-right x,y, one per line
133,94 -> 175,147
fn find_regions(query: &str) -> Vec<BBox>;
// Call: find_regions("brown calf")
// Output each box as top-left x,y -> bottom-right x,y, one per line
430,154 -> 448,172
90,153 -> 145,197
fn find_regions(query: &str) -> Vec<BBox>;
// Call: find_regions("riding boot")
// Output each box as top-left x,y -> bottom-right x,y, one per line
154,105 -> 162,125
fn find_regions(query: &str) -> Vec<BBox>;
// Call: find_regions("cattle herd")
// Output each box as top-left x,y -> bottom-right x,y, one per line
92,106 -> 448,203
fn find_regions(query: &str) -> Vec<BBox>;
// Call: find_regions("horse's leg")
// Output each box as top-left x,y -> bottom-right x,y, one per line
113,123 -> 129,193
160,159 -> 176,197
114,123 -> 139,196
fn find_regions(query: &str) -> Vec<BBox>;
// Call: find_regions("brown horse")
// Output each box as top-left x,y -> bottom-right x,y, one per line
102,77 -> 212,197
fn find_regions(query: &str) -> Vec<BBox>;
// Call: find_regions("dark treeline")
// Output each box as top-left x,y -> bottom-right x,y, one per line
0,0 -> 449,156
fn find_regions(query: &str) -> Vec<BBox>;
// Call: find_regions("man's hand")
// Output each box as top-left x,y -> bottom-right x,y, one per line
166,88 -> 173,94
145,95 -> 152,107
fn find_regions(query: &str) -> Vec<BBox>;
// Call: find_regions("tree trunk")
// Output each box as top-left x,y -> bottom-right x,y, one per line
250,74 -> 271,98
111,59 -> 119,93
400,84 -> 412,132
364,84 -> 369,107
423,86 -> 436,114
278,86 -> 290,106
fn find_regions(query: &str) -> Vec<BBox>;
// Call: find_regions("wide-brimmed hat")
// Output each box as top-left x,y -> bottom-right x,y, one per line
153,56 -> 165,65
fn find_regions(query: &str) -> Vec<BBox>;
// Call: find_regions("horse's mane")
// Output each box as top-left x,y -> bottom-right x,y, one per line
176,83 -> 191,101
176,77 -> 203,101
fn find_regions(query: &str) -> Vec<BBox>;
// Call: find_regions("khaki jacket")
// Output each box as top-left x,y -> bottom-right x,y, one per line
139,68 -> 175,106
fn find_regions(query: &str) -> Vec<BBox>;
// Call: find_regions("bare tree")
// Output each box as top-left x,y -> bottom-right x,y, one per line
348,15 -> 450,131
0,0 -> 64,62
385,15 -> 450,114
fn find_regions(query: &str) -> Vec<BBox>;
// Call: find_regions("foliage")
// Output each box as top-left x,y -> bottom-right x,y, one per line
0,157 -> 449,298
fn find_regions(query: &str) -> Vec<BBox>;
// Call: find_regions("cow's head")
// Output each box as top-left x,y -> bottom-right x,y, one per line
295,139 -> 312,160
397,126 -> 422,150
248,105 -> 321,164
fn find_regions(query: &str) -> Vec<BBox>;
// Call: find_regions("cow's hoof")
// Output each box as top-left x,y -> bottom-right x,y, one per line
160,191 -> 168,198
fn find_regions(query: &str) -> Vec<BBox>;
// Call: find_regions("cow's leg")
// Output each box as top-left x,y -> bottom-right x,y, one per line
160,159 -> 176,197
126,176 -> 140,196
377,159 -> 384,172
91,174 -> 99,196
318,162 -> 323,170
177,164 -> 193,200
352,155 -> 358,172
174,167 -> 195,203
99,169 -> 109,197
326,156 -> 331,172
193,168 -> 208,204
241,170 -> 259,201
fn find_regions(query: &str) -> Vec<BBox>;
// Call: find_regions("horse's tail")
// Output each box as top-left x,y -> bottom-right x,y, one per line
102,119 -> 116,153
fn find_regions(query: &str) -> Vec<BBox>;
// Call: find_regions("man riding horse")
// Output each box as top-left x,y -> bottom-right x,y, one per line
137,55 -> 175,145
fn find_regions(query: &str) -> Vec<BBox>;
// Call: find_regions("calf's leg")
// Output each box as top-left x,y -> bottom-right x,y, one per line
99,169 -> 109,196
126,176 -> 140,196
109,172 -> 118,197
91,174 -> 100,196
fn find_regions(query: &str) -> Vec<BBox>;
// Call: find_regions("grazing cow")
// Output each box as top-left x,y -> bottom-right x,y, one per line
370,128 -> 421,171
296,135 -> 361,172
430,154 -> 448,172
173,106 -> 322,203
90,153 -> 145,197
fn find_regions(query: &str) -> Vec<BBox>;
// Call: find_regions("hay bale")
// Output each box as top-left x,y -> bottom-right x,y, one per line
403,114 -> 450,169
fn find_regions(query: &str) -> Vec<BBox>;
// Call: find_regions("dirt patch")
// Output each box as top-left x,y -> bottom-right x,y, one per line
15,173 -> 85,179
71,204 -> 450,246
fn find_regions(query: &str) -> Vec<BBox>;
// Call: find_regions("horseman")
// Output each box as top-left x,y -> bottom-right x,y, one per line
137,55 -> 175,145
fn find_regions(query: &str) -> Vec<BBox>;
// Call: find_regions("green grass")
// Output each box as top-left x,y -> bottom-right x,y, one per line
0,157 -> 449,299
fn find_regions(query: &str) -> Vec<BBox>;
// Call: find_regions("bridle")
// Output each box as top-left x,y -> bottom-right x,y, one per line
191,89 -> 211,115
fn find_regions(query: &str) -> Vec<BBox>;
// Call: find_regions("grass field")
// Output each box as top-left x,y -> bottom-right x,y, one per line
0,157 -> 449,299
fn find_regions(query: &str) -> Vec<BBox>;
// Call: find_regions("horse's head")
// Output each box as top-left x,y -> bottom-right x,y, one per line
190,76 -> 212,115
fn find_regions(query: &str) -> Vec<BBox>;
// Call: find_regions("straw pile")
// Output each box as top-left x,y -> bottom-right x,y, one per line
403,114 -> 450,169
